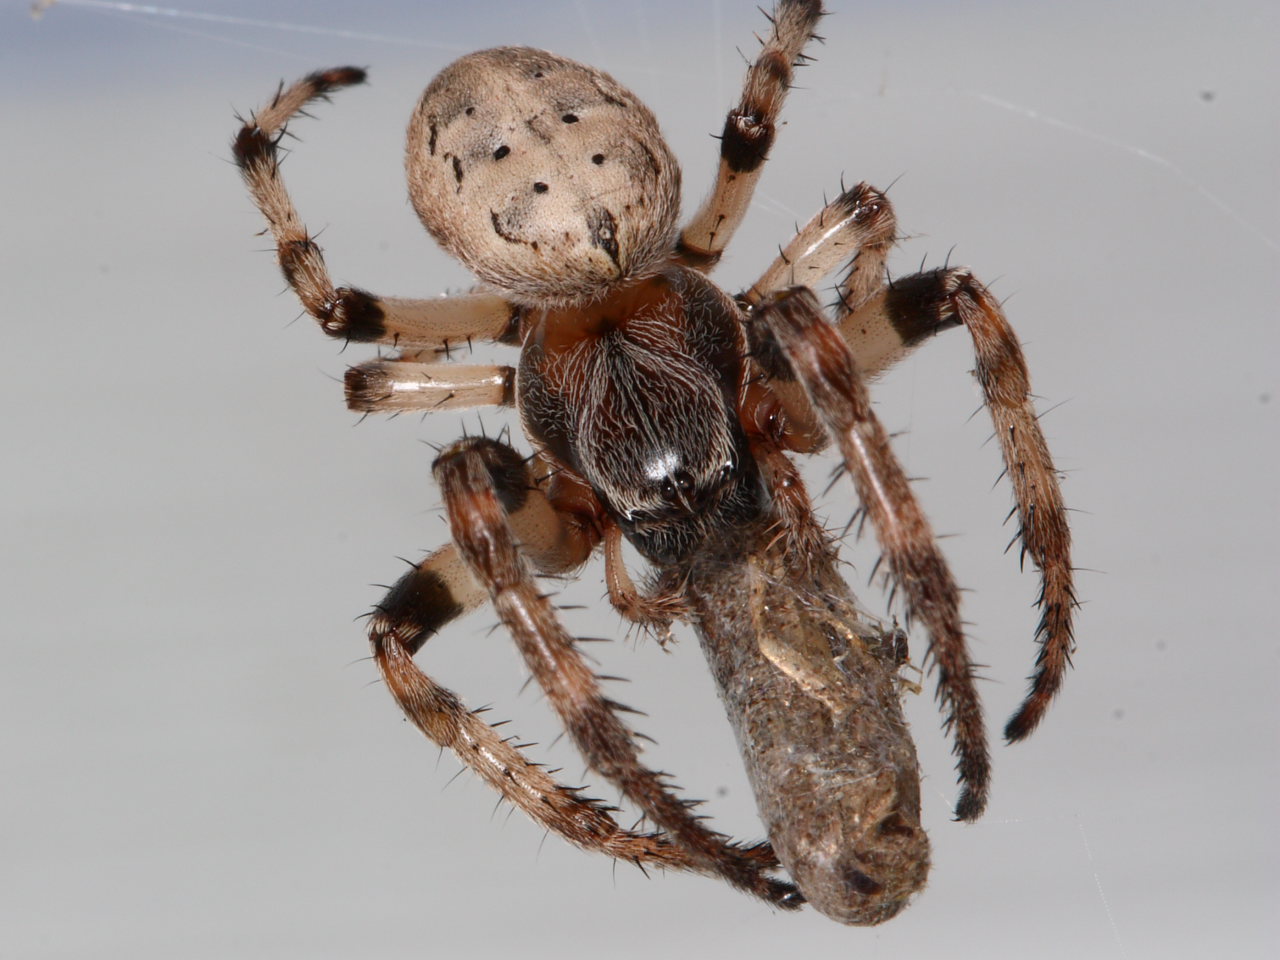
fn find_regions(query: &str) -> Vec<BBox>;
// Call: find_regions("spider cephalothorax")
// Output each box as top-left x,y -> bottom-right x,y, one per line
517,265 -> 762,565
235,0 -> 1076,925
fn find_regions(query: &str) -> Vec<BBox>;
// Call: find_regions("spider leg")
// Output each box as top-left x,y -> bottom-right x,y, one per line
368,459 -> 597,657
234,69 -> 519,352
373,543 -> 486,657
741,182 -> 898,450
745,181 -> 945,378
845,269 -> 1077,740
369,457 -> 708,871
747,188 -> 1076,736
750,287 -> 990,821
675,0 -> 825,271
434,436 -> 799,907
743,182 -> 968,379
602,523 -> 688,630
344,359 -> 515,414
744,183 -> 895,308
371,621 -> 701,872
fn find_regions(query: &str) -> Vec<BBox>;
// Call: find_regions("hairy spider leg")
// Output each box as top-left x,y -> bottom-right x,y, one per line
430,437 -> 799,906
366,444 -> 718,872
746,182 -> 897,309
234,69 -> 521,351
750,288 -> 991,821
602,523 -> 689,630
344,359 -> 515,415
749,185 -> 1077,742
676,0 -> 826,271
866,271 -> 1077,739
837,269 -> 1077,740
743,182 -> 899,449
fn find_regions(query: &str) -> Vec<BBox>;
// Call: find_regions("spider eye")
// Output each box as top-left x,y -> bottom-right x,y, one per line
562,113 -> 579,123
533,182 -> 549,194
591,153 -> 605,165
493,145 -> 510,160
655,467 -> 695,504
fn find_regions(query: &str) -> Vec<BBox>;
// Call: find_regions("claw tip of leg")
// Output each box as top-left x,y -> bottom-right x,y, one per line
953,787 -> 987,823
1003,704 -> 1040,743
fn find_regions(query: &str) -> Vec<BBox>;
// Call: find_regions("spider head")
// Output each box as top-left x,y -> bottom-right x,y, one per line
612,442 -> 768,566
407,47 -> 682,307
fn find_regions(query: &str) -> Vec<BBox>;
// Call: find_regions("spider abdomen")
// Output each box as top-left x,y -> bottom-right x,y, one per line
405,47 -> 682,306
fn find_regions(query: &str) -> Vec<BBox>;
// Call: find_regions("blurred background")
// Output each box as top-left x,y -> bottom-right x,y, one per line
3,1 -> 1276,957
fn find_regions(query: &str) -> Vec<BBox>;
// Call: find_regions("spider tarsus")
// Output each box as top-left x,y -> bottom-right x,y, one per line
305,65 -> 368,93
767,879 -> 807,910
1003,704 -> 1041,743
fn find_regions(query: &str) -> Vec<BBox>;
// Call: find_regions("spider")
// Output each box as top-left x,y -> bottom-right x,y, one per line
234,0 -> 1075,925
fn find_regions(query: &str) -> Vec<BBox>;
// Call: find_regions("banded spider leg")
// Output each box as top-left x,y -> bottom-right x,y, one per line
743,181 -> 1075,816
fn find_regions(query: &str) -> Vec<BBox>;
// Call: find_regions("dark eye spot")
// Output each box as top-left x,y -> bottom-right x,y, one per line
493,145 -> 510,160
591,153 -> 605,165
562,113 -> 578,123
464,106 -> 475,116
532,71 -> 544,79
533,182 -> 549,193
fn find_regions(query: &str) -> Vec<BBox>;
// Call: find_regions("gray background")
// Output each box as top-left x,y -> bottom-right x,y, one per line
4,0 -> 1276,957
